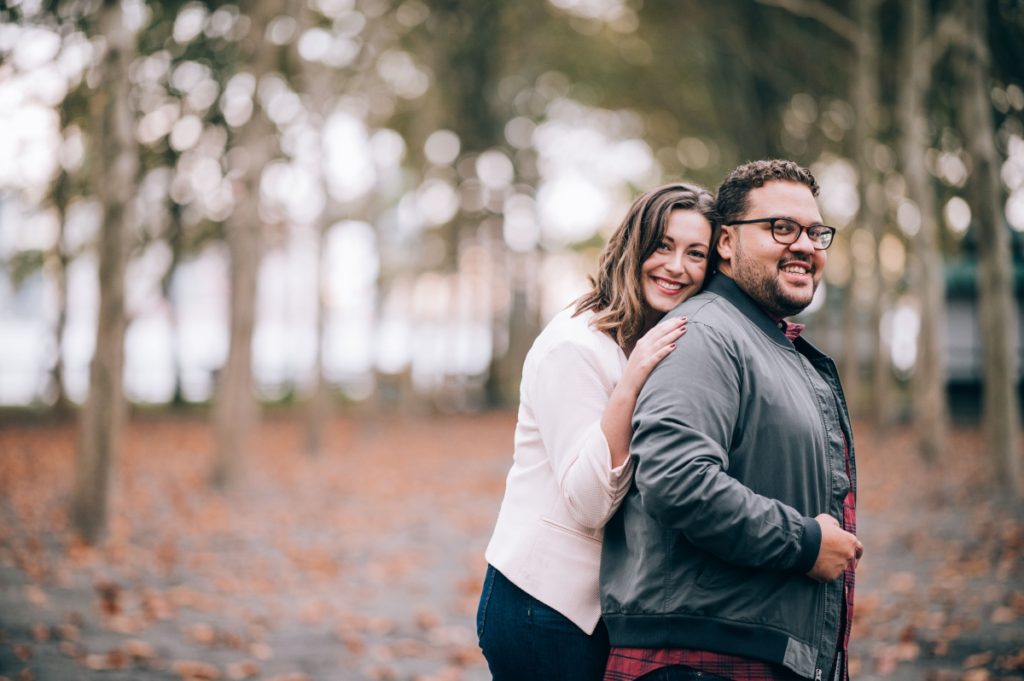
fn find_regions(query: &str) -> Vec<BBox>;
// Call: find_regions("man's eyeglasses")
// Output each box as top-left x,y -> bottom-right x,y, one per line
725,217 -> 836,250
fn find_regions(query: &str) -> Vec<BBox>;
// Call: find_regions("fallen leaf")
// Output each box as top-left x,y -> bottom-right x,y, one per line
185,622 -> 217,645
997,648 -> 1024,671
225,660 -> 260,680
887,572 -> 917,594
963,651 -> 994,669
59,641 -> 83,659
23,585 -> 47,608
125,638 -> 157,661
415,609 -> 441,631
106,613 -> 141,634
56,623 -> 79,641
390,638 -> 429,657
896,642 -> 920,662
105,648 -> 129,669
94,580 -> 121,616
84,653 -> 111,670
172,659 -> 221,680
449,644 -> 483,666
990,606 -> 1015,624
249,642 -> 273,660
366,665 -> 399,681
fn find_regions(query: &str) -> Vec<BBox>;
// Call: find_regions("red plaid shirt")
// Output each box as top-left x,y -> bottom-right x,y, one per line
605,648 -> 803,681
605,322 -> 857,681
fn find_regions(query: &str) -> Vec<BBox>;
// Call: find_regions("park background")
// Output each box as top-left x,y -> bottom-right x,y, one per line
1,0 -> 1023,679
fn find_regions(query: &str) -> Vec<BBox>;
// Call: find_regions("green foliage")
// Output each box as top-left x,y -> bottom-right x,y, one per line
5,249 -> 46,289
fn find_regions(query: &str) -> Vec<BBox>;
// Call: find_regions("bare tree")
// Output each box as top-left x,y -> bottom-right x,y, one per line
853,0 -> 893,428
422,0 -> 540,408
211,0 -> 280,488
70,0 -> 137,543
48,166 -> 73,413
754,0 -> 892,422
953,0 -> 1021,497
898,0 -> 949,462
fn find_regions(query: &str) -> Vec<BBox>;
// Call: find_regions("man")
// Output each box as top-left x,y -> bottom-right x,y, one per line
601,159 -> 862,681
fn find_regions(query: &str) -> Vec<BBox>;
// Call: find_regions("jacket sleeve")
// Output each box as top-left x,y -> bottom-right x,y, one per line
630,321 -> 821,574
529,340 -> 635,530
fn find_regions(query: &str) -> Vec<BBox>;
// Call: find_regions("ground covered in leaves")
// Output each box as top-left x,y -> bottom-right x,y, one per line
0,412 -> 1021,681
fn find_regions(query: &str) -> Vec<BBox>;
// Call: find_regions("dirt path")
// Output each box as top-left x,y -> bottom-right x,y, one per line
0,413 -> 1021,680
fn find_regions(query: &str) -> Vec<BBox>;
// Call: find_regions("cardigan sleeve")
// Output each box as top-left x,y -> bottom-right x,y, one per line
527,339 -> 634,530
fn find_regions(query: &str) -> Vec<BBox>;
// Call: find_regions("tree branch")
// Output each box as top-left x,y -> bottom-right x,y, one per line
926,11 -> 969,67
754,0 -> 858,45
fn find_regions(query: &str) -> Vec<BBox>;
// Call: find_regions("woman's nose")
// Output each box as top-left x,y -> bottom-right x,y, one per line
666,250 -> 686,273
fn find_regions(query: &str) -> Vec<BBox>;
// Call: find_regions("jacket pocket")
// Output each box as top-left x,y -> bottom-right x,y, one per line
694,555 -> 818,638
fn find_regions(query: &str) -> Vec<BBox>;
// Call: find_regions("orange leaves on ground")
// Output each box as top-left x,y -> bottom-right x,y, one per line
848,424 -> 1024,680
2,413 -> 1019,680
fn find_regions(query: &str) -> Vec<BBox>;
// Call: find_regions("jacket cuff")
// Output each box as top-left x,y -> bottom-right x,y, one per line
793,516 -> 821,575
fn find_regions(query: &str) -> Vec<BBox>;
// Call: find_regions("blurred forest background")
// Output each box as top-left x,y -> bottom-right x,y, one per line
1,0 -> 1023,679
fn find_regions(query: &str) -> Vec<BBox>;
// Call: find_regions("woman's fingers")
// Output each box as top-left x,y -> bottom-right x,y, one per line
638,318 -> 686,350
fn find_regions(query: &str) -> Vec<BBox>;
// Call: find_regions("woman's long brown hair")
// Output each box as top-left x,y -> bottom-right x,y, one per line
574,182 -> 719,349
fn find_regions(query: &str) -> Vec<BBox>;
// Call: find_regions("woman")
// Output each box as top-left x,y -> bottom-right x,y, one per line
477,183 -> 719,680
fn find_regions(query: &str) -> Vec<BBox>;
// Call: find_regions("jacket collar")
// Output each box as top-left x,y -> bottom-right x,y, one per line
705,273 -> 791,348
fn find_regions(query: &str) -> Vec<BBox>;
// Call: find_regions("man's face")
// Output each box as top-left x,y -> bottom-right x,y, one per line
717,180 -> 827,318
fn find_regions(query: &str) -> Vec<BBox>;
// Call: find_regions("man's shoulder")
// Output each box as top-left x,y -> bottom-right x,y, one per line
675,290 -> 749,334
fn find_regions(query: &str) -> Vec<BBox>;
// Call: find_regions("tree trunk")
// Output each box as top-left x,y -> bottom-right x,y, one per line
899,0 -> 949,462
295,9 -> 336,455
709,7 -> 773,162
839,275 -> 862,413
955,0 -> 1021,497
305,220 -> 330,457
160,202 -> 186,406
429,0 -> 519,406
853,0 -> 892,428
486,248 -> 540,407
71,0 -> 136,544
211,0 -> 278,488
49,168 -> 72,414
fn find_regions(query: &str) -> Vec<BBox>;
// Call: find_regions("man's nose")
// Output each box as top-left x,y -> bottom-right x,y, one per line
789,228 -> 817,254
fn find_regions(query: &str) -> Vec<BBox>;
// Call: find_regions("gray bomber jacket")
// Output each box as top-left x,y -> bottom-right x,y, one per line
600,274 -> 856,681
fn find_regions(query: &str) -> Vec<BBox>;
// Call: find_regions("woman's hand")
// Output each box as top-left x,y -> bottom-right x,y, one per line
602,316 -> 687,468
620,316 -> 687,398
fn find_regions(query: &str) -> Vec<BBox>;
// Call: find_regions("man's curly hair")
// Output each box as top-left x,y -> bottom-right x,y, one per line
715,159 -> 819,226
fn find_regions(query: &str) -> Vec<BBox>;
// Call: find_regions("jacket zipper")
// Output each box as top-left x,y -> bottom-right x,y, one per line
815,669 -> 822,681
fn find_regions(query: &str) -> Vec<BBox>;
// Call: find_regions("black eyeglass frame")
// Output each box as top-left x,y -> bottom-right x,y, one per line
725,217 -> 836,250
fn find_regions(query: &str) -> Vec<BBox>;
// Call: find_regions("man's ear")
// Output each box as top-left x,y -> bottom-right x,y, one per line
717,225 -> 736,264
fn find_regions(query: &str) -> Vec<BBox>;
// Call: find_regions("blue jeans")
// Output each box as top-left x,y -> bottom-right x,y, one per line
477,564 -> 609,681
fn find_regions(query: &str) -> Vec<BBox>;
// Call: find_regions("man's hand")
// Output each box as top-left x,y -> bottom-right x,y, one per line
806,514 -> 863,582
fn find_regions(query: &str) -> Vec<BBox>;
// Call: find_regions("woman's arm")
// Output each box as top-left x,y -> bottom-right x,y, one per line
530,316 -> 686,529
601,316 -> 686,468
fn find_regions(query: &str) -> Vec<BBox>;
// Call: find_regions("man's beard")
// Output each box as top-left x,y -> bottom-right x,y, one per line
731,240 -> 816,318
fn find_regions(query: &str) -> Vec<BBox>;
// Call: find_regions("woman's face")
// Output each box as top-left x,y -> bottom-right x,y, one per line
640,209 -> 712,314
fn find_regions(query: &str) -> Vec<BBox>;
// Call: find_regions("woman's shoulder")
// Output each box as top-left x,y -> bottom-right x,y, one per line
519,307 -> 621,391
538,305 -> 606,345
530,305 -> 618,363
